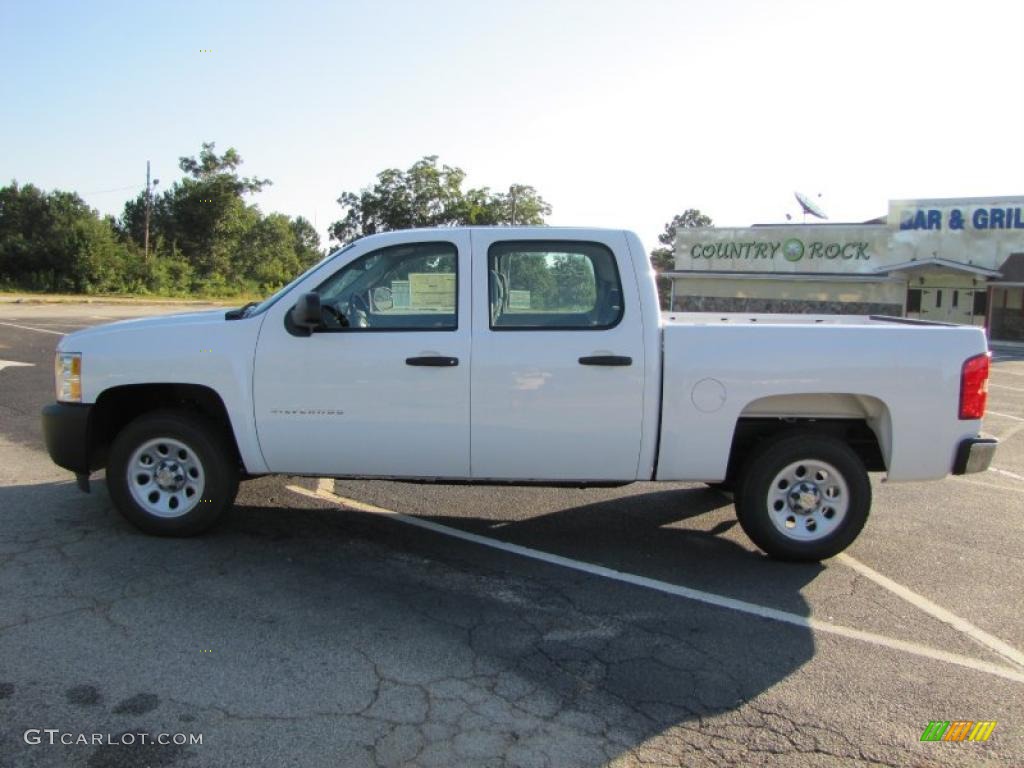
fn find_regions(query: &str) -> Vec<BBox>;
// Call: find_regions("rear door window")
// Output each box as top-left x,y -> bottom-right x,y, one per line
487,240 -> 623,330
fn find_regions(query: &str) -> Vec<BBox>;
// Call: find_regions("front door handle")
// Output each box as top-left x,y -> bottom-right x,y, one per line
578,355 -> 632,366
406,356 -> 459,367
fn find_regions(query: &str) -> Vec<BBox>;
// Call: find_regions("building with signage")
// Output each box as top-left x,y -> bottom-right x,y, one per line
667,196 -> 1024,342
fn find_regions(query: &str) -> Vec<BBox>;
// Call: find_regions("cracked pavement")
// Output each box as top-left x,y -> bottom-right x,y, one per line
1,304 -> 1022,767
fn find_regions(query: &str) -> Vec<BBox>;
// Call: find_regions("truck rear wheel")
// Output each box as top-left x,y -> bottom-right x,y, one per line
734,433 -> 870,561
107,410 -> 239,536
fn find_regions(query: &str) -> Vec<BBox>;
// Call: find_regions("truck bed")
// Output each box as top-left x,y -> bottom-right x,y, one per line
662,312 -> 952,327
656,316 -> 988,483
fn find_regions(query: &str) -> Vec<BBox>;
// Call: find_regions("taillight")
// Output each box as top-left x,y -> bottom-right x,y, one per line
959,352 -> 990,420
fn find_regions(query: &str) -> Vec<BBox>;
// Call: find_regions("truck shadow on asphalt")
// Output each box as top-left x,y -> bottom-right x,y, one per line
394,484 -> 821,615
0,478 -> 824,767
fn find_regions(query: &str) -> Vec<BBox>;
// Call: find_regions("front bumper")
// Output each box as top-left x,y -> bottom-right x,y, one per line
952,437 -> 998,475
41,402 -> 92,476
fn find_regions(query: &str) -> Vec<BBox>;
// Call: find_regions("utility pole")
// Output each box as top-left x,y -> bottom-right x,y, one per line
144,161 -> 151,258
509,185 -> 518,226
143,161 -> 159,259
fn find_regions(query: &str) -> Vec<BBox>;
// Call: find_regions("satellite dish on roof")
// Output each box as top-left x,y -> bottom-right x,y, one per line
794,191 -> 828,220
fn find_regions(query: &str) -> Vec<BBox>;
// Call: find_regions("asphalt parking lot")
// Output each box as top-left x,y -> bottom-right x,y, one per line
1,302 -> 1022,767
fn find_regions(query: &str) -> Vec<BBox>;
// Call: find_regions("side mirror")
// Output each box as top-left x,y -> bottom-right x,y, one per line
291,292 -> 322,334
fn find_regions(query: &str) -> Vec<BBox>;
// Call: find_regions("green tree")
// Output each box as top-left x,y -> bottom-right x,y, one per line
238,213 -> 322,293
160,143 -> 269,280
290,216 -> 323,267
330,156 -> 551,245
119,142 -> 321,295
120,143 -> 270,257
461,184 -> 551,227
0,182 -> 131,293
0,182 -> 50,287
178,144 -> 271,195
505,252 -> 556,307
4,142 -> 322,298
650,208 -> 713,309
551,254 -> 596,310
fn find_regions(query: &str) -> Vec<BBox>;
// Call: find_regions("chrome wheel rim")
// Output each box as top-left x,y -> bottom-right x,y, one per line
767,459 -> 848,542
127,437 -> 205,518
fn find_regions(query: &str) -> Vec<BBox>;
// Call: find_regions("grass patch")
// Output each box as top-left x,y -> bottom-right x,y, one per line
0,290 -> 261,306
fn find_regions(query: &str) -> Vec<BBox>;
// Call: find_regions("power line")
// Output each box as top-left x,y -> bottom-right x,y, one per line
82,184 -> 139,195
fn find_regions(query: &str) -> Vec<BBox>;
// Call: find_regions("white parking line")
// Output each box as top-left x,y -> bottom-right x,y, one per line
955,477 -> 1024,494
0,360 -> 34,373
990,467 -> 1024,481
998,423 -> 1024,443
836,553 -> 1024,670
992,368 -> 1024,377
286,482 -> 1024,685
990,382 -> 1024,393
0,321 -> 65,336
988,410 -> 1024,422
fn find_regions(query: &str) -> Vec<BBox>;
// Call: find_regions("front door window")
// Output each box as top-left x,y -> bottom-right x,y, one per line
316,242 -> 458,331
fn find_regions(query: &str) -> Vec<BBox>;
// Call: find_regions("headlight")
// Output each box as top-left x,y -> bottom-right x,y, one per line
55,352 -> 82,402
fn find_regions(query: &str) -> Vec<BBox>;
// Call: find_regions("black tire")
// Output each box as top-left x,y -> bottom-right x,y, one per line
107,410 -> 239,536
734,433 -> 870,561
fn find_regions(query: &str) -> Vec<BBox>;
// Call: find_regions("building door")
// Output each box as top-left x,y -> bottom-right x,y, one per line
919,288 -> 975,324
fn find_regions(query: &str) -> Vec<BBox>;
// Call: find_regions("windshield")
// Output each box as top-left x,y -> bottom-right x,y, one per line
245,243 -> 357,317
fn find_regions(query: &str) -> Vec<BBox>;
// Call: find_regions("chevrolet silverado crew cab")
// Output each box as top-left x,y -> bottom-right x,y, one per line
42,227 -> 997,560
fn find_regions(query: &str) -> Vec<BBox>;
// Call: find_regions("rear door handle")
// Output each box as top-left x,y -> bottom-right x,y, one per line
406,356 -> 459,367
578,355 -> 632,366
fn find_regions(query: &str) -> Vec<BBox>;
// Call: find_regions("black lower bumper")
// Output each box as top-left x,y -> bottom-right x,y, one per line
41,402 -> 92,476
952,437 -> 998,475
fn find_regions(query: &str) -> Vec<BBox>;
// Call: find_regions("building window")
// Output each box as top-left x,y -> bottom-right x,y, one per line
935,290 -> 943,308
952,290 -> 959,308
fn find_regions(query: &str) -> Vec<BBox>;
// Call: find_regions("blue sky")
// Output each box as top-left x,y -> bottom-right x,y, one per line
3,0 -> 1023,249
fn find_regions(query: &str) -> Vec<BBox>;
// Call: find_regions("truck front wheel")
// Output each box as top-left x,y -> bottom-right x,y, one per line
107,410 -> 239,536
734,433 -> 870,561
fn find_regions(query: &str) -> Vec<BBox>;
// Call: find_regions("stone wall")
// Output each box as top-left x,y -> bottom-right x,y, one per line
991,305 -> 1024,342
672,295 -> 904,316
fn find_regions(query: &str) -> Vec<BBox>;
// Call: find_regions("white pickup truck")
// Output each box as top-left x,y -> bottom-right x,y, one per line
42,227 -> 997,560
